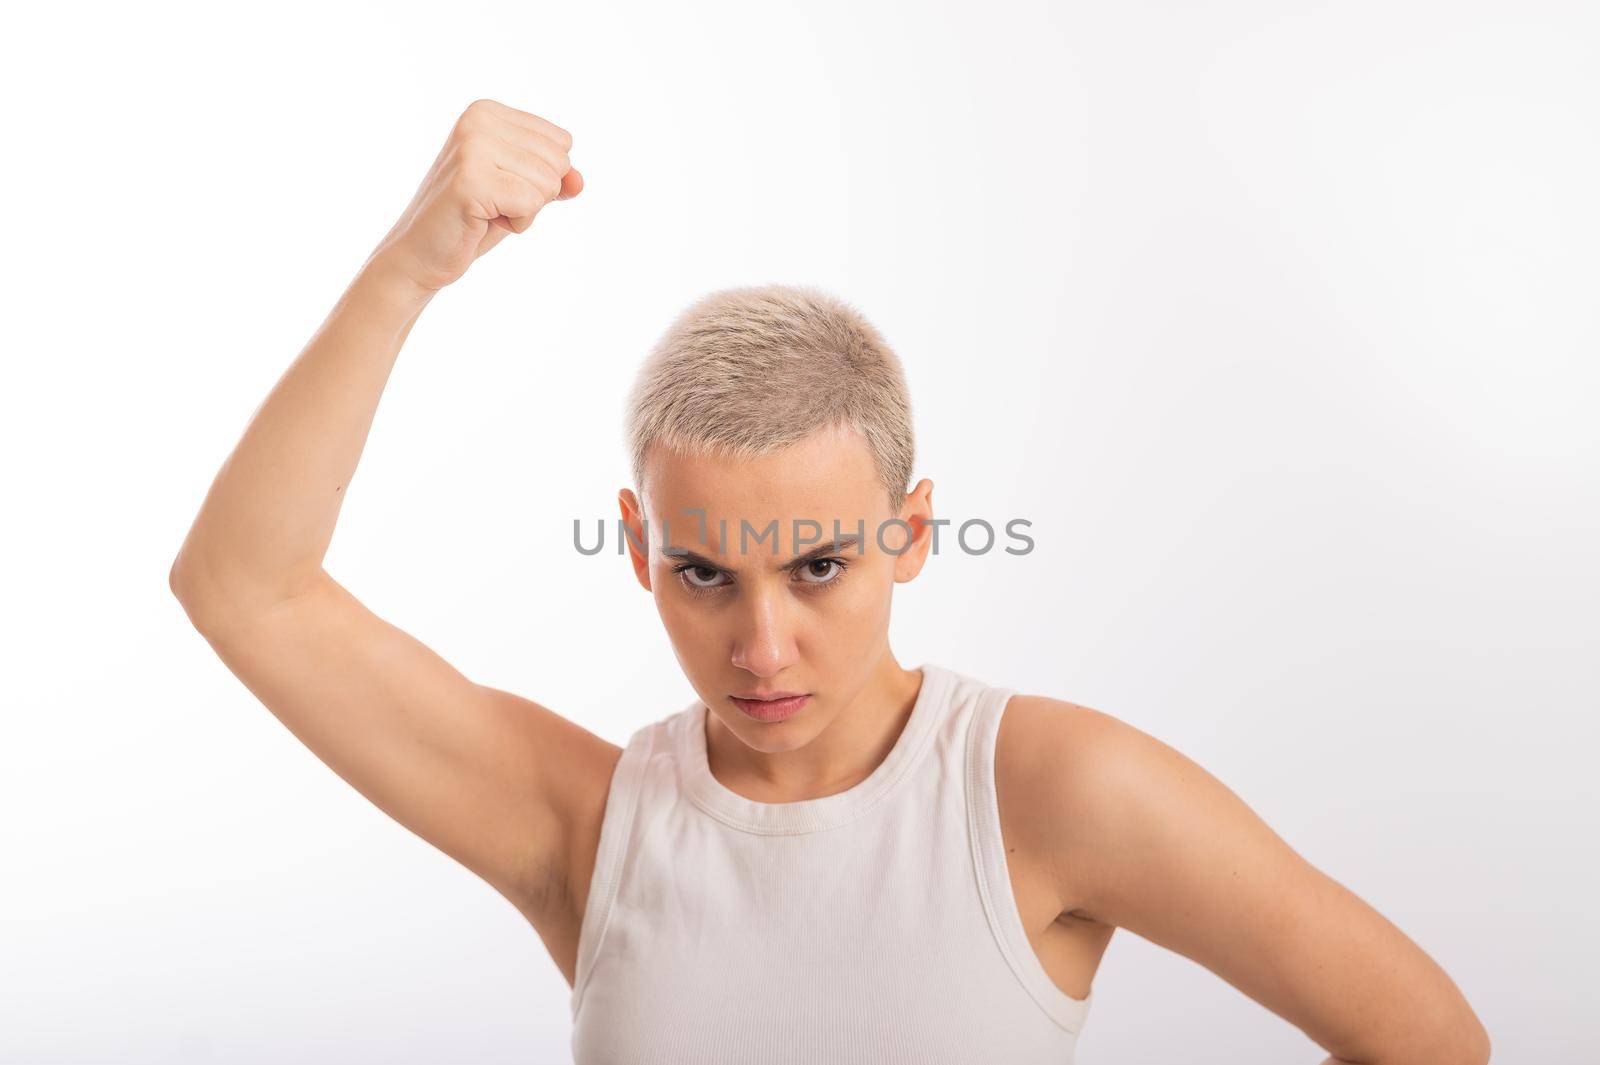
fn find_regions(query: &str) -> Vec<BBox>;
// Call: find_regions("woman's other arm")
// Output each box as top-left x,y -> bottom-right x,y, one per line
998,696 -> 1490,1065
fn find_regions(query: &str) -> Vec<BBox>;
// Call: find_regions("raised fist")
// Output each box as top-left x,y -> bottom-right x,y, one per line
369,99 -> 582,292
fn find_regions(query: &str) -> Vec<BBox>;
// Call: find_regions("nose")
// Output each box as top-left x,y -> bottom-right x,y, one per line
729,581 -> 800,679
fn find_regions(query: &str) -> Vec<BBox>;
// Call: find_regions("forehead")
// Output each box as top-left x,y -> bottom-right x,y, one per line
642,425 -> 888,558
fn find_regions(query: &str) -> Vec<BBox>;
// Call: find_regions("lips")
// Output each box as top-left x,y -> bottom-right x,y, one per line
728,693 -> 810,723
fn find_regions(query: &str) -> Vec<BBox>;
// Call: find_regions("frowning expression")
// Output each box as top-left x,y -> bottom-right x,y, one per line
618,423 -> 933,754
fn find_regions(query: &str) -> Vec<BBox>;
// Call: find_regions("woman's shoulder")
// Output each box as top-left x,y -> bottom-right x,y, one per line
994,691 -> 1195,833
992,691 -> 1206,898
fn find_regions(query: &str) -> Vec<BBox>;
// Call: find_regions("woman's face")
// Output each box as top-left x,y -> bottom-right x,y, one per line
619,424 -> 933,755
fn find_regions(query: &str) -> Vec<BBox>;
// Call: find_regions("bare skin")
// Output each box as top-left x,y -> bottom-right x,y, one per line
169,98 -> 1490,1065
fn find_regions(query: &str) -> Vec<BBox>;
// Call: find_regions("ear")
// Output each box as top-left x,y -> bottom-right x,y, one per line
618,488 -> 653,592
892,478 -> 936,583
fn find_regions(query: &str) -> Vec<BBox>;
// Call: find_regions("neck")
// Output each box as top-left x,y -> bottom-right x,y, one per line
705,652 -> 925,804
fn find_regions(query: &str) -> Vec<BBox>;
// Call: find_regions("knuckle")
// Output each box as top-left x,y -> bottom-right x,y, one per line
453,101 -> 488,136
455,99 -> 505,141
537,164 -> 562,199
549,124 -> 573,151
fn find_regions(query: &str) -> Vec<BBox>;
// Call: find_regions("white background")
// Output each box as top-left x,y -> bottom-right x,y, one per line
3,1 -> 1596,1061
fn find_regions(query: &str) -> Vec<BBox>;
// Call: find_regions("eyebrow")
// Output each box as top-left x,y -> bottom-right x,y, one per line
663,534 -> 863,572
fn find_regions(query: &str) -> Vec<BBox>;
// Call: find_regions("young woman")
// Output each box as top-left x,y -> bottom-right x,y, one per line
169,98 -> 1489,1064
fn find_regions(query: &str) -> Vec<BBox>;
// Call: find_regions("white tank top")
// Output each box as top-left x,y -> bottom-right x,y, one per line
570,662 -> 1094,1063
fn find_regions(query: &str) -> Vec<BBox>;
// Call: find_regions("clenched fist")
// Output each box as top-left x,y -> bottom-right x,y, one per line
369,99 -> 582,293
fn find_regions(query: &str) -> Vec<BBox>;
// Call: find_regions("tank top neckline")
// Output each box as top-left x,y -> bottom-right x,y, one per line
678,661 -> 954,836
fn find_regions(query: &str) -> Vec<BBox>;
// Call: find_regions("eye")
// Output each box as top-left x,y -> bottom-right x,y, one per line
795,557 -> 848,585
676,564 -> 730,591
678,562 -> 729,588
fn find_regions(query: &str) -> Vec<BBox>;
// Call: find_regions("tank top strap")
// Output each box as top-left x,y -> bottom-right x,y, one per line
965,680 -> 1095,1034
571,720 -> 657,1018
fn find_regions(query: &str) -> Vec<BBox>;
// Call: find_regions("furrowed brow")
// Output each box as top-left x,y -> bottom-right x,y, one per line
663,534 -> 863,573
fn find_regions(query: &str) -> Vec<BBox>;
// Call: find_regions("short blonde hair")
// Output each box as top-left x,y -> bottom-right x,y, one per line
625,284 -> 915,514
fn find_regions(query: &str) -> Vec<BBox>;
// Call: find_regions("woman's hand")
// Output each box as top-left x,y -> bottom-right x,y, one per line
368,98 -> 582,293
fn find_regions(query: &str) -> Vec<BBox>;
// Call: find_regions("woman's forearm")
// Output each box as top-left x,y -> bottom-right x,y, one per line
169,251 -> 435,619
171,99 -> 579,623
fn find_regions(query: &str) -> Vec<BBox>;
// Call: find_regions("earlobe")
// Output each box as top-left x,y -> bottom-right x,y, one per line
894,533 -> 931,582
894,552 -> 928,583
893,482 -> 936,583
632,543 -> 653,592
